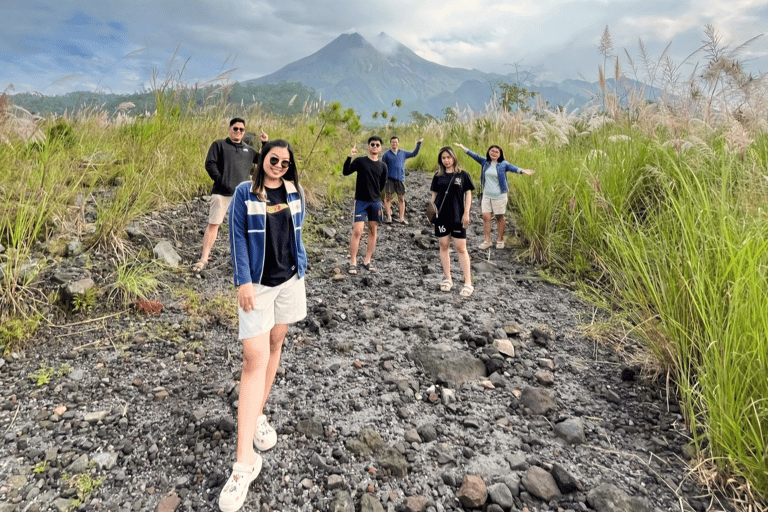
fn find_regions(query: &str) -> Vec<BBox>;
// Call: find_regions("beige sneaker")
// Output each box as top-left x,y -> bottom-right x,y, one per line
218,457 -> 262,512
253,415 -> 277,451
478,240 -> 493,250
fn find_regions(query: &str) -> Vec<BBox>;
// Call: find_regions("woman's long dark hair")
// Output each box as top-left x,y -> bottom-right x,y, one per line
251,139 -> 298,200
486,145 -> 505,163
436,146 -> 462,176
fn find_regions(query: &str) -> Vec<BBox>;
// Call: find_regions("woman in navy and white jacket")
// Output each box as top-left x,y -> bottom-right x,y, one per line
454,142 -> 534,250
220,139 -> 307,512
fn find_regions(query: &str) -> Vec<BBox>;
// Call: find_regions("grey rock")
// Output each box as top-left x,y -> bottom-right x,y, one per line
346,429 -> 384,456
520,386 -> 557,415
551,463 -> 583,493
402,495 -> 430,512
329,490 -> 355,512
327,474 -> 344,490
487,482 -> 515,509
404,428 -> 421,443
502,474 -> 521,496
62,277 -> 96,300
320,225 -> 337,238
587,483 -> 658,512
296,417 -> 324,437
408,344 -> 486,387
417,423 -> 438,442
92,451 -> 119,471
492,338 -> 515,357
359,493 -> 385,512
535,369 -> 555,386
66,240 -> 84,257
68,369 -> 85,381
65,453 -> 89,473
84,410 -> 109,424
488,372 -> 507,388
52,498 -> 75,512
377,446 -> 408,477
504,322 -> 523,336
521,466 -> 561,502
506,451 -> 528,470
554,417 -> 586,444
153,240 -> 182,267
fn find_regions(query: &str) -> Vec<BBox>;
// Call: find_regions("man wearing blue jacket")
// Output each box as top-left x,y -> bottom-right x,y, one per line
381,136 -> 422,225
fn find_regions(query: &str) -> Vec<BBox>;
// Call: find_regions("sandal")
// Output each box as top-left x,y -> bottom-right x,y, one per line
191,259 -> 208,272
496,241 -> 505,249
362,261 -> 376,272
348,264 -> 358,275
478,240 -> 492,250
439,279 -> 453,292
459,284 -> 474,297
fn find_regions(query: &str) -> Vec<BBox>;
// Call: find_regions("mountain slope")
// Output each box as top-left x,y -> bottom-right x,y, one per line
248,32 -> 508,118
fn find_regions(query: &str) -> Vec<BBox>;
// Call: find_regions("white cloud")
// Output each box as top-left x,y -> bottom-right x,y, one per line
2,0 -> 767,94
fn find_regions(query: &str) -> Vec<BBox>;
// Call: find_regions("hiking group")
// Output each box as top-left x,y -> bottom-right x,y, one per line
192,118 -> 534,512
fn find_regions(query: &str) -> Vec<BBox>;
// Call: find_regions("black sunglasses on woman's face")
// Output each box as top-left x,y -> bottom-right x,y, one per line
269,156 -> 291,169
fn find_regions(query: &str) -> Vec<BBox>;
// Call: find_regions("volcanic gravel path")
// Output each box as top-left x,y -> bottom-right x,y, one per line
0,170 -> 725,512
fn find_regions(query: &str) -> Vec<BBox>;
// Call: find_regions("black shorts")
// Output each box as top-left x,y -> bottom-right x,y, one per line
384,179 -> 405,196
434,221 -> 466,239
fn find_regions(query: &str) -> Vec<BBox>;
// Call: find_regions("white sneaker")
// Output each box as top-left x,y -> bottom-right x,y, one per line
478,240 -> 493,250
218,457 -> 262,512
253,415 -> 277,451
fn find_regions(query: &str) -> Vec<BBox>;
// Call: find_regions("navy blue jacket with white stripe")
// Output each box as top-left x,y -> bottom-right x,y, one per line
229,179 -> 307,286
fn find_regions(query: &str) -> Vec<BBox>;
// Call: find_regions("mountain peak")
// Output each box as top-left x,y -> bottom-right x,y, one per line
328,32 -> 371,50
373,32 -> 406,55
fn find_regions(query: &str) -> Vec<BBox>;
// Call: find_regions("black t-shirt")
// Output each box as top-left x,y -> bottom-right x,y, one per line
342,156 -> 388,202
430,170 -> 475,224
262,183 -> 297,287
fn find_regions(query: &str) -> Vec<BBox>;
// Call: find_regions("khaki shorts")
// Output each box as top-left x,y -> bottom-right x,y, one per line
481,195 -> 508,215
208,194 -> 233,225
238,275 -> 307,339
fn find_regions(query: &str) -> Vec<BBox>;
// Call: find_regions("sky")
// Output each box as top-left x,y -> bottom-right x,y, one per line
3,0 -> 768,96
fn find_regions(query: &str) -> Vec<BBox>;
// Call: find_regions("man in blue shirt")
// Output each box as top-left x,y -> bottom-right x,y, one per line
381,136 -> 422,225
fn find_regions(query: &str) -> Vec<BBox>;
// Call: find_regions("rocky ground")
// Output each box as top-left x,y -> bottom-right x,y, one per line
0,170 -> 730,512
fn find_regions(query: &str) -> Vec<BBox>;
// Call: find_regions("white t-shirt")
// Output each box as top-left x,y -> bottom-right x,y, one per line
483,163 -> 504,199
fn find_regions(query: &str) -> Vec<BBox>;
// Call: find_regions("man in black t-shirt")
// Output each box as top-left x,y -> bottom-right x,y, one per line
342,136 -> 388,274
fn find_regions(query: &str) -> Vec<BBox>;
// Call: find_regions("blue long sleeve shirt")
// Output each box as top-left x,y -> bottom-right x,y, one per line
229,180 -> 307,286
381,142 -> 421,182
465,150 -> 521,194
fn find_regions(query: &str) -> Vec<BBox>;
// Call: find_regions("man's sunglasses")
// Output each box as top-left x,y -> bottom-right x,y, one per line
231,126 -> 245,132
369,142 -> 381,147
269,156 -> 291,169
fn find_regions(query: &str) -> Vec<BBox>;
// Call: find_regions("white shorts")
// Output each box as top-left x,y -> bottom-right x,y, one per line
238,274 -> 307,340
208,194 -> 233,225
481,195 -> 508,215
